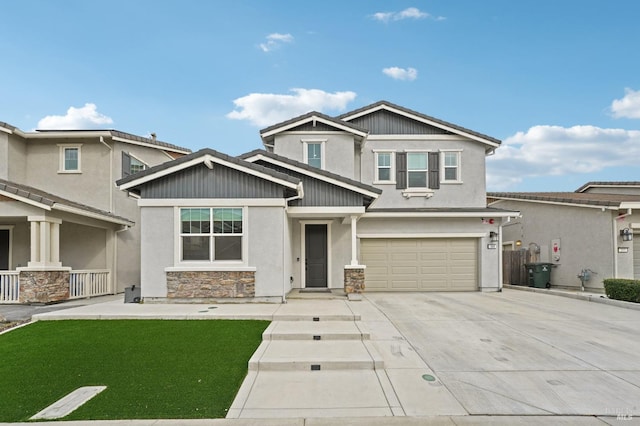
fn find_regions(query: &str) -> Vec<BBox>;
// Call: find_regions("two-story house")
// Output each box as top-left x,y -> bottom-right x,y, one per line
0,123 -> 190,303
117,101 -> 518,302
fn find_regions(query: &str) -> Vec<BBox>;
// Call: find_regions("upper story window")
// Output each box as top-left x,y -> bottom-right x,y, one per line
407,153 -> 428,188
180,207 -> 243,262
58,144 -> 82,173
396,151 -> 440,192
442,150 -> 462,183
122,152 -> 148,178
302,139 -> 326,169
374,151 -> 395,183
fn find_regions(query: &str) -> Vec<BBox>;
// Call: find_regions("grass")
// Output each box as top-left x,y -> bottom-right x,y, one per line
0,319 -> 268,421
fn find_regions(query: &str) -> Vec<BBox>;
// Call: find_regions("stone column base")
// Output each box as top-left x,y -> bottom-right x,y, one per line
166,270 -> 256,299
344,265 -> 366,294
19,270 -> 70,304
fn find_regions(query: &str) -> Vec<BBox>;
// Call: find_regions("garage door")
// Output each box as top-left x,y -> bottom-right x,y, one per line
361,238 -> 478,291
634,234 -> 640,280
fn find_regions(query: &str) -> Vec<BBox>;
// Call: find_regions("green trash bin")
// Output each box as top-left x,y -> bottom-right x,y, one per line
524,263 -> 553,288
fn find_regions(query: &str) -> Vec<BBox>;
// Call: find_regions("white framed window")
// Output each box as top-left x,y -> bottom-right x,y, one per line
179,207 -> 243,262
374,151 -> 395,184
441,150 -> 462,183
58,144 -> 82,173
122,151 -> 148,178
407,152 -> 428,188
302,139 -> 326,169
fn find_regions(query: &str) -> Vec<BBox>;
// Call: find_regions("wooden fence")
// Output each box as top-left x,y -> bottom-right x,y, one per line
502,250 -> 532,286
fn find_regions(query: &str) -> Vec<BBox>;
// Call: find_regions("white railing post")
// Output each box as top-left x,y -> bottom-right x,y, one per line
68,270 -> 111,299
0,272 -> 20,303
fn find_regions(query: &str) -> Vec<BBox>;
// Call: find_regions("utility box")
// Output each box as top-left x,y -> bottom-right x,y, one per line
524,263 -> 553,289
124,285 -> 141,303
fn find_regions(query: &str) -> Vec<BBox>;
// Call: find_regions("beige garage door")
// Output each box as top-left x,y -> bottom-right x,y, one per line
361,238 -> 478,291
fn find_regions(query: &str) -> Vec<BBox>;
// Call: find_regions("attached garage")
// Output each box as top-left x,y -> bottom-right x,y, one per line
361,238 -> 478,291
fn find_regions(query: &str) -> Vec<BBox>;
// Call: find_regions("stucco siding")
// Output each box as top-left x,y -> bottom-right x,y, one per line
60,222 -> 107,270
248,206 -> 287,297
362,139 -> 487,209
273,133 -> 356,179
498,200 -> 615,290
140,206 -> 174,298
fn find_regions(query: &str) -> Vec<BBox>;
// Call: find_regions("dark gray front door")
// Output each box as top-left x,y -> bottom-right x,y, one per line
305,224 -> 327,288
0,229 -> 9,270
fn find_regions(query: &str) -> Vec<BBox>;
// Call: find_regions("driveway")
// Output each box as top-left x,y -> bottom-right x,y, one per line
367,289 -> 640,418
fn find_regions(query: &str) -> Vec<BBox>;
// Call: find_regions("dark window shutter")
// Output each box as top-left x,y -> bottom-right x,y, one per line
122,151 -> 131,178
428,152 -> 440,189
395,152 -> 407,189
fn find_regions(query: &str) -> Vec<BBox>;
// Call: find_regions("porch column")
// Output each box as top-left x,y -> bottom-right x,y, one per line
350,215 -> 359,266
344,215 -> 365,299
27,216 -> 62,268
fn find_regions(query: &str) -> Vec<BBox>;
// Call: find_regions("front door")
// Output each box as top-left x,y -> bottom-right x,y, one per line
0,229 -> 9,270
305,224 -> 327,288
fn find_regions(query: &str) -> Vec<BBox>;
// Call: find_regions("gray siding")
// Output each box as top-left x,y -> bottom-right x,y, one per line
255,161 -> 366,207
139,164 -> 288,199
349,110 -> 454,135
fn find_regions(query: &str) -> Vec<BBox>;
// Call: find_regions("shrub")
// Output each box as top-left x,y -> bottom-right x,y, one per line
603,279 -> 640,303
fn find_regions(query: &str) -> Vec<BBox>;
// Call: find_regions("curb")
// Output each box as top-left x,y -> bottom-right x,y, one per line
504,284 -> 640,311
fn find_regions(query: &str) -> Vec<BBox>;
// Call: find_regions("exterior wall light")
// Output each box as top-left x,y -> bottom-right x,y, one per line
620,228 -> 633,241
515,240 -> 522,247
489,231 -> 499,242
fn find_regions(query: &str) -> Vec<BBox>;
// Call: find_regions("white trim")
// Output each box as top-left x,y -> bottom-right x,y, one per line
302,139 -> 326,170
139,198 -> 286,207
440,149 -> 463,184
502,240 -> 516,250
488,196 -> 622,211
243,154 -> 380,198
111,136 -> 190,155
0,126 -> 13,134
300,220 -> 332,289
401,188 -> 434,199
287,206 -> 365,218
358,233 -> 485,239
620,202 -> 640,209
368,135 -> 463,141
119,154 -> 300,192
261,115 -> 368,139
126,151 -> 149,175
341,104 -> 501,148
27,131 -> 111,139
0,226 -> 14,269
363,211 -> 520,218
53,204 -> 133,226
58,144 -> 82,173
0,189 -> 51,210
373,151 -> 396,184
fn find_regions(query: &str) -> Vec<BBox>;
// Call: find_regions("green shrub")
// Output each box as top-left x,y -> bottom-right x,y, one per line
603,279 -> 640,303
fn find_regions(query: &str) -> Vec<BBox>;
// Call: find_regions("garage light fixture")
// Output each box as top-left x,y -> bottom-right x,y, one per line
489,231 -> 499,242
620,228 -> 633,241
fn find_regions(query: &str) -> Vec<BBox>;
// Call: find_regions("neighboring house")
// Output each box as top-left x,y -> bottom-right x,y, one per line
488,182 -> 640,291
0,123 -> 190,303
117,101 -> 518,303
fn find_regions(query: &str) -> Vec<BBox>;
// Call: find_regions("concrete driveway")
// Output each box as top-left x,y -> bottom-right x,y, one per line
366,289 -> 640,418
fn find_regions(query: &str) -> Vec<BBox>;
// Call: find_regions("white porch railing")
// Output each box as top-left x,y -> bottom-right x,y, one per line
69,270 -> 111,299
0,271 -> 20,303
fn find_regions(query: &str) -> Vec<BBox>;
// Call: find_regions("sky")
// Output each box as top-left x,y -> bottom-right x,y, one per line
2,0 -> 639,192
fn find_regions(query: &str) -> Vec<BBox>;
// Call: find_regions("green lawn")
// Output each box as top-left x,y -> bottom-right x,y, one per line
0,319 -> 268,421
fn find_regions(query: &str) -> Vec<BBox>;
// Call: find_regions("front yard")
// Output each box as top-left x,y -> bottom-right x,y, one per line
0,319 -> 268,422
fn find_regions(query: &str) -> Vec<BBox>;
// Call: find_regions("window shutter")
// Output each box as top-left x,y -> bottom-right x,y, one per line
396,152 -> 407,189
428,152 -> 440,189
122,151 -> 131,178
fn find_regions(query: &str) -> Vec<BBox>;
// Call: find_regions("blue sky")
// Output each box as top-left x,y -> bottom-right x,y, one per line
2,0 -> 639,191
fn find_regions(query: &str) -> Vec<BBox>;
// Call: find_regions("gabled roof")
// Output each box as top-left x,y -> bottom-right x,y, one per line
0,122 -> 191,155
0,179 -> 133,226
239,149 -> 382,199
259,111 -> 369,143
575,181 -> 640,193
488,192 -> 640,209
338,100 -> 502,149
117,148 -> 301,193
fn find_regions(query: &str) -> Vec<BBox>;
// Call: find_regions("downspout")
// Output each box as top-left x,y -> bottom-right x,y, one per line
282,183 -> 304,303
498,220 -> 505,292
98,136 -> 114,212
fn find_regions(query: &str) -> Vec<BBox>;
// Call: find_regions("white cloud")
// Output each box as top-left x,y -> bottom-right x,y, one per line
610,88 -> 640,119
37,103 -> 113,129
487,124 -> 640,190
227,89 -> 357,127
371,7 -> 443,23
383,67 -> 418,81
259,33 -> 294,52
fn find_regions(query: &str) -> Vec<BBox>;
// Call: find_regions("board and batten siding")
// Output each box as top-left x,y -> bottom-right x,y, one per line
139,164 -> 291,199
347,110 -> 454,135
254,161 -> 366,207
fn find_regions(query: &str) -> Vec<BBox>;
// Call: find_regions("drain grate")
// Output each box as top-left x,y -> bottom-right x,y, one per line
311,364 -> 321,371
313,317 -> 320,321
313,335 -> 321,340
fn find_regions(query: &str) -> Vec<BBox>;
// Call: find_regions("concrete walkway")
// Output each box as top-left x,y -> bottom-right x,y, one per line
2,289 -> 637,424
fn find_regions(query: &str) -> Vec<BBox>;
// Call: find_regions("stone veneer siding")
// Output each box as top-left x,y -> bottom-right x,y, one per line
344,267 -> 365,294
19,270 -> 70,304
166,270 -> 256,299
